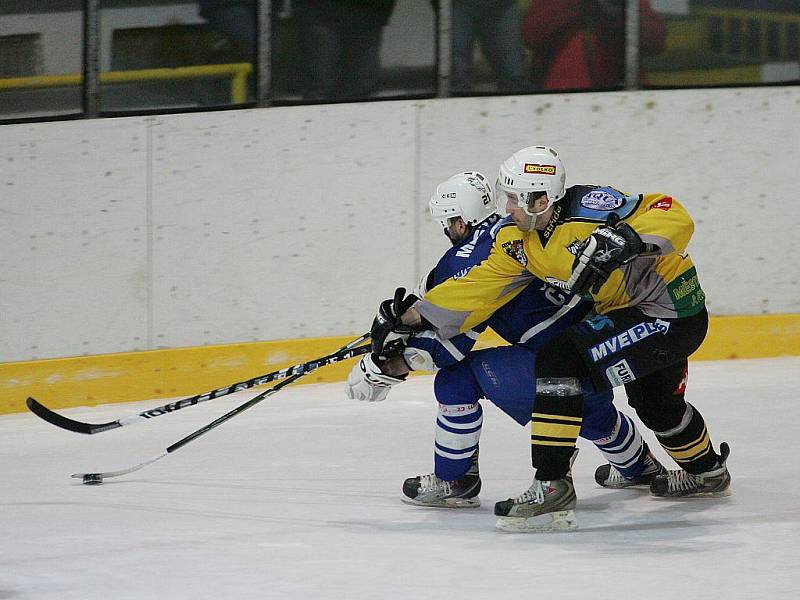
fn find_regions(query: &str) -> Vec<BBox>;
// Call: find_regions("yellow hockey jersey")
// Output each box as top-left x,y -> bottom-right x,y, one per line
416,185 -> 706,339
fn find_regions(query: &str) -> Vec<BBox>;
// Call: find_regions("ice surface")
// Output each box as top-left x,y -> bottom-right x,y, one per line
2,358 -> 799,600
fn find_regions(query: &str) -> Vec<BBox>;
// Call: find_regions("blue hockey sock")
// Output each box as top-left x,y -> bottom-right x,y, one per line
433,402 -> 482,481
591,412 -> 647,480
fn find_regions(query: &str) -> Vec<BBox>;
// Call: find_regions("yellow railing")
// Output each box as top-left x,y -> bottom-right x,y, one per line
0,63 -> 253,104
695,7 -> 800,27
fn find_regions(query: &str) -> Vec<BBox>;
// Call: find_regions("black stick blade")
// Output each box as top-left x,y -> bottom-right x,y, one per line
26,397 -> 121,434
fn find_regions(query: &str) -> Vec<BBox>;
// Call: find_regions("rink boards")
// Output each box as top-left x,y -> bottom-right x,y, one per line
2,312 -> 798,415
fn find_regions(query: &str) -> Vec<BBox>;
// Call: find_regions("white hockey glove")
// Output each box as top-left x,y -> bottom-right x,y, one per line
345,353 -> 408,402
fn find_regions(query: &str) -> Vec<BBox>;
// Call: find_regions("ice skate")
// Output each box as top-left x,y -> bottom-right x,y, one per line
650,442 -> 731,498
494,477 -> 577,532
595,451 -> 666,489
401,454 -> 481,508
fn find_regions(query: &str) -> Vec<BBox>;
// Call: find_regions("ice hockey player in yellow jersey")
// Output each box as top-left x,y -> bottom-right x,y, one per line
371,146 -> 731,532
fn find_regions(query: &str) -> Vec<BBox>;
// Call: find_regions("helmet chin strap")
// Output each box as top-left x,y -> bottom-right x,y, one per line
516,213 -> 535,231
523,205 -> 550,217
522,192 -> 553,217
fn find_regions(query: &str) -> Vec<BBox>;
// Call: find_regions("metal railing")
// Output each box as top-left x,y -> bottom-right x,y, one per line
696,7 -> 800,61
1,1 -> 798,124
0,63 -> 253,105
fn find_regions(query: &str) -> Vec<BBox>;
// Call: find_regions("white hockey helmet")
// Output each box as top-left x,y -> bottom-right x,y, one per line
429,171 -> 496,230
496,146 -> 566,216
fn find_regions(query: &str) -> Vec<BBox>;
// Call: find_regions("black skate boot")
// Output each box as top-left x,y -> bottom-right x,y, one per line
401,453 -> 481,508
650,442 -> 732,498
595,451 -> 666,489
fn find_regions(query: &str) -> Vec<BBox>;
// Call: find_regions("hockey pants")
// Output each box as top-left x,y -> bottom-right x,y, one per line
432,344 -> 646,481
531,306 -> 720,480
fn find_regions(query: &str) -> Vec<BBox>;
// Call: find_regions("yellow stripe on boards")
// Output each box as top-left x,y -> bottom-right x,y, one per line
475,314 -> 800,360
690,314 -> 800,360
0,334 -> 362,416
2,313 -> 799,416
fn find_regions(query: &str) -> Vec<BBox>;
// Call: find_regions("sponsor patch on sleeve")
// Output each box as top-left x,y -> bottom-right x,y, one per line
651,197 -> 673,211
667,267 -> 706,317
580,189 -> 624,211
502,239 -> 528,266
524,163 -> 556,175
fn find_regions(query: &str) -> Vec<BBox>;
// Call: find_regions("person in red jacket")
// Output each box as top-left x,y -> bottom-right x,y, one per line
522,0 -> 666,90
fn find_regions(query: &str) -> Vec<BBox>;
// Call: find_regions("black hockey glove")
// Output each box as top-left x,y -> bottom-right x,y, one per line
567,215 -> 643,296
370,287 -> 422,354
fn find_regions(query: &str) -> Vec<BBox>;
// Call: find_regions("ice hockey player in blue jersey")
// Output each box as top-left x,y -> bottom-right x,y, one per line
346,171 -> 665,508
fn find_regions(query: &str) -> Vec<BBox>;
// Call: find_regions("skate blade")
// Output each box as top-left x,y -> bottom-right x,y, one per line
401,495 -> 481,509
495,510 -> 577,533
600,481 -> 652,490
651,487 -> 732,499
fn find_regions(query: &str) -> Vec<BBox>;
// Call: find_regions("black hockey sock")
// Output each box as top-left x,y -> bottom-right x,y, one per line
531,393 -> 583,481
655,403 -> 719,474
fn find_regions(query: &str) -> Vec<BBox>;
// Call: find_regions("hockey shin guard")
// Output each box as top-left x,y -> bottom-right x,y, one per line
531,378 -> 583,481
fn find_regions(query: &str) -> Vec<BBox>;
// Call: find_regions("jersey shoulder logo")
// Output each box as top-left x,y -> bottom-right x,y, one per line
580,189 -> 624,211
502,239 -> 527,266
651,197 -> 673,211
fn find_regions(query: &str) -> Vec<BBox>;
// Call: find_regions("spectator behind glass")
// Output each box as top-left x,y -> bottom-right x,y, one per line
294,0 -> 397,101
522,0 -> 666,91
441,0 -> 530,94
198,0 -> 257,57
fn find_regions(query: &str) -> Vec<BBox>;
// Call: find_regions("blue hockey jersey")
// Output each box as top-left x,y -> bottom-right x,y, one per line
404,214 -> 591,371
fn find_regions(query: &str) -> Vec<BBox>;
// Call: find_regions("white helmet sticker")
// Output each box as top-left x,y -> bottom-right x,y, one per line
524,163 -> 557,175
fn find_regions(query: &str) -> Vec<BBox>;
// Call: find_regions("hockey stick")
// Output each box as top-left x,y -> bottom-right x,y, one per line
71,337 -> 371,483
72,372 -> 301,483
27,332 -> 371,435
